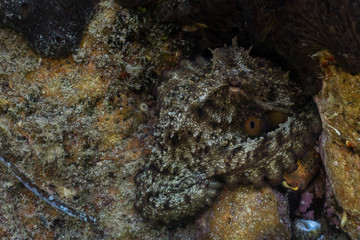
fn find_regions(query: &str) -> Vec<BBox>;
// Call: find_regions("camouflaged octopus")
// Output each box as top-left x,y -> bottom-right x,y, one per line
134,41 -> 322,225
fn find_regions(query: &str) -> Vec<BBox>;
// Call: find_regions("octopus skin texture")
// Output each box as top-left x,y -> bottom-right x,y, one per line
0,0 -> 98,57
134,40 -> 322,225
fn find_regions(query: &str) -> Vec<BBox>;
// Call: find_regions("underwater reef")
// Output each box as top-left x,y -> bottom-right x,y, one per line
0,1 -> 196,238
0,0 -> 359,239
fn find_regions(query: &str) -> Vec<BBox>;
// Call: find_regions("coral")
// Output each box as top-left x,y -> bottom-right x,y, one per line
289,168 -> 327,222
298,192 -> 314,218
134,40 -> 322,225
0,0 -> 99,57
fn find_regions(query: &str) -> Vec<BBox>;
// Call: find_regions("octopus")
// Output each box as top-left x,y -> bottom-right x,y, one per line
134,40 -> 322,225
282,149 -> 321,192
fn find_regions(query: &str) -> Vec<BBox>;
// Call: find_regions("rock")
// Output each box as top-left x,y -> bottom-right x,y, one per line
0,0 -> 196,238
201,185 -> 291,240
315,51 -> 360,239
0,0 -> 99,58
292,219 -> 322,240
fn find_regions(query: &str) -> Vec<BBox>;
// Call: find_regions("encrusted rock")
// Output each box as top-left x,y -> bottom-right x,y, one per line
203,185 -> 291,239
0,0 -> 99,57
315,51 -> 360,239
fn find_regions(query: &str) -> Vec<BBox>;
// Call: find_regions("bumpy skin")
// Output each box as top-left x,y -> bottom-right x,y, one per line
0,0 -> 98,57
135,41 -> 322,225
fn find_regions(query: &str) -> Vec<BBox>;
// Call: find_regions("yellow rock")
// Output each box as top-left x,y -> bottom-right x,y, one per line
207,185 -> 291,240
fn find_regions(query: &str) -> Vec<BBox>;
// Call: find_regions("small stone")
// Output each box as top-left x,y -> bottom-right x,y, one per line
205,185 -> 291,239
292,219 -> 322,240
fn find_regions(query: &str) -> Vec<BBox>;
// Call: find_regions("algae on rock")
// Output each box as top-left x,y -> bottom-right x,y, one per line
315,51 -> 360,240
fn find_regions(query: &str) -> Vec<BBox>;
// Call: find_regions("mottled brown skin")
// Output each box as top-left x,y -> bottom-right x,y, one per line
134,41 -> 322,225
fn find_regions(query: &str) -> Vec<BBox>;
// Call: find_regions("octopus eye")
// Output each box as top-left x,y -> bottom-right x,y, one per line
243,115 -> 265,136
244,111 -> 288,137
